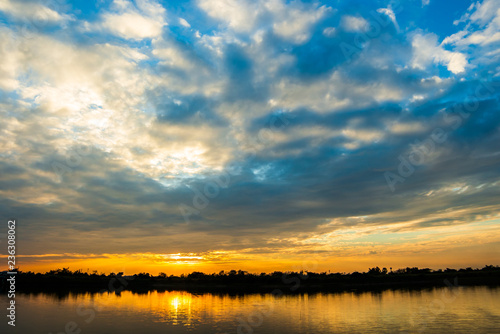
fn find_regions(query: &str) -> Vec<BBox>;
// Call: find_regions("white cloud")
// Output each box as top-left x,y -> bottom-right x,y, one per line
99,0 -> 166,40
179,18 -> 191,28
441,30 -> 468,45
412,33 -> 468,74
342,128 -> 384,143
197,0 -> 260,32
444,0 -> 500,47
0,0 -> 72,23
376,8 -> 399,32
198,0 -> 331,44
270,71 -> 404,115
268,1 -> 331,44
389,121 -> 426,134
445,52 -> 469,73
102,12 -> 164,39
422,0 -> 430,7
152,45 -> 194,70
440,0 -> 500,69
0,27 -> 22,91
469,0 -> 499,25
323,27 -> 336,37
341,15 -> 368,32
3,32 -> 230,184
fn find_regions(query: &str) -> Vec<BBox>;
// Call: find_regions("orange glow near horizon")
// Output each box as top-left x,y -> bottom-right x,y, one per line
4,248 -> 499,276
4,219 -> 499,276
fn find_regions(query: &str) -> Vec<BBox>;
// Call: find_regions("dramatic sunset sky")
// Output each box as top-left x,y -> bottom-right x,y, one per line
1,0 -> 499,275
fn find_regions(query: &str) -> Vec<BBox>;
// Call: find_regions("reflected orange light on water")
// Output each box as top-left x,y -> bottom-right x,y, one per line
19,287 -> 500,334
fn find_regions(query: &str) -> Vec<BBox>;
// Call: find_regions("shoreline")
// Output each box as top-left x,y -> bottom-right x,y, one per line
2,268 -> 499,295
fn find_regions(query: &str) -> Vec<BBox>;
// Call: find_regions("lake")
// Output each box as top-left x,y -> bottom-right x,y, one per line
1,286 -> 499,333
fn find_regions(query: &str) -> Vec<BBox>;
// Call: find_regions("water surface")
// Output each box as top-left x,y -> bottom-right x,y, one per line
1,286 -> 499,333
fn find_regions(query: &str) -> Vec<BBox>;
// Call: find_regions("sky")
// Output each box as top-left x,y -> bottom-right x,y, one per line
0,0 -> 499,275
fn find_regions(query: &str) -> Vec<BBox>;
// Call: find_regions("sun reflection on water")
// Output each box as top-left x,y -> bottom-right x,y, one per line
9,287 -> 500,334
